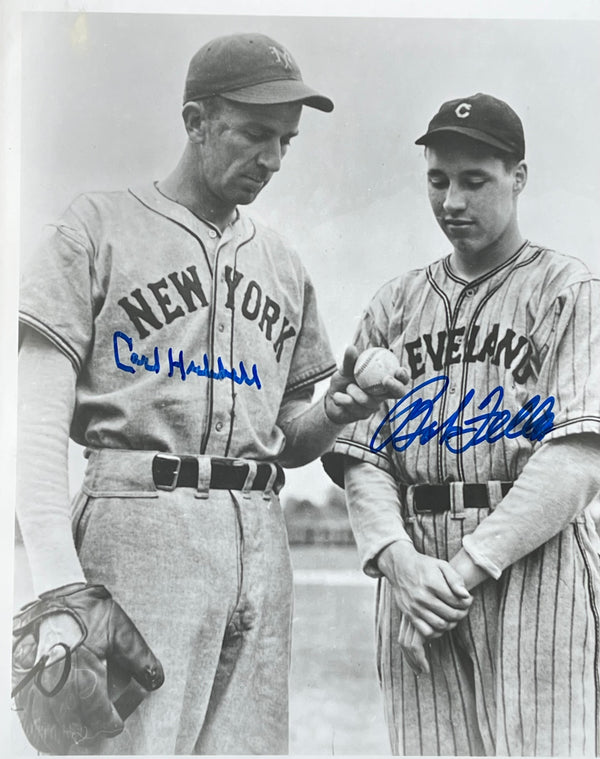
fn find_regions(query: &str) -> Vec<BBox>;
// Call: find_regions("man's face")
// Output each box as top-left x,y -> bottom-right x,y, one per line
425,135 -> 526,258
199,99 -> 302,208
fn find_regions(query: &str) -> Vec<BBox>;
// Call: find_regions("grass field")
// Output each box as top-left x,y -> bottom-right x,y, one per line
289,544 -> 389,755
11,543 -> 390,755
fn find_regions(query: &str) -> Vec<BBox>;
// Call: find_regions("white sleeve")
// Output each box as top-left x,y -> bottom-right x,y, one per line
17,328 -> 86,595
277,386 -> 345,468
344,459 -> 413,577
462,433 -> 600,579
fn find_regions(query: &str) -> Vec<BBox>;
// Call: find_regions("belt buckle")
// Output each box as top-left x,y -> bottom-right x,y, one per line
154,454 -> 182,491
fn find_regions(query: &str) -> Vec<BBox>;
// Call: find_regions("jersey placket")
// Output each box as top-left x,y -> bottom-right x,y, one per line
202,225 -> 238,457
439,279 -> 485,482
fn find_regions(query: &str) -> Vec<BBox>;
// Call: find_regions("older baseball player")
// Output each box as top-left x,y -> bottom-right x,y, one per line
15,33 -> 407,755
324,93 -> 600,756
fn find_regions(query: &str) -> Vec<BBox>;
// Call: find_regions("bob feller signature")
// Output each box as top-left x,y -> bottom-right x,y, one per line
370,374 -> 554,454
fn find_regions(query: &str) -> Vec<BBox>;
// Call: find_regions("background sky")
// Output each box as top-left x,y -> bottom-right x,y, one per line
17,10 -> 600,500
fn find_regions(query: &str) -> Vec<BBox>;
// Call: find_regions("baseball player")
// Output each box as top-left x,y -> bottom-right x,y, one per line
323,93 -> 600,756
15,33 -> 406,755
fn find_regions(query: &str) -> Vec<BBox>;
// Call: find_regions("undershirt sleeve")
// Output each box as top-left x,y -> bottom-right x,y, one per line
344,459 -> 413,577
462,433 -> 600,579
17,328 -> 86,596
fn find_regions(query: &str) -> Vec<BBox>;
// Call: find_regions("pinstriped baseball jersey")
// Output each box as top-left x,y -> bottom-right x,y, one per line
377,512 -> 600,756
331,240 -> 600,485
329,239 -> 600,757
19,184 -> 336,458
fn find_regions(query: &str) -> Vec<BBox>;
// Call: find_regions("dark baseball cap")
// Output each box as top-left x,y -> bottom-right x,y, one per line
415,93 -> 525,159
183,33 -> 334,113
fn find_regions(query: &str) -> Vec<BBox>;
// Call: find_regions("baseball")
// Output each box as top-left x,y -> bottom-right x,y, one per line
354,347 -> 401,395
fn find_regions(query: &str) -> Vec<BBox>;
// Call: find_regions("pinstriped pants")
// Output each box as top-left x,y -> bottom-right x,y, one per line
376,506 -> 600,756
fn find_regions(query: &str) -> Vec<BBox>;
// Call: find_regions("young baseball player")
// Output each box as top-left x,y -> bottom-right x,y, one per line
323,93 -> 600,756
14,33 -> 407,755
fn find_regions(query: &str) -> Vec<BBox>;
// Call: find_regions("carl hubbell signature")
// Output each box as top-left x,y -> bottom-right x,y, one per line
113,330 -> 262,388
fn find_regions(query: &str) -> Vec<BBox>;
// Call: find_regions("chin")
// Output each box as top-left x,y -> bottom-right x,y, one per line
235,196 -> 258,207
446,235 -> 486,256
234,188 -> 263,206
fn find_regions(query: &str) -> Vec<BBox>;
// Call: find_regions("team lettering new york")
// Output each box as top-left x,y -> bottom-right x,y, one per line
117,264 -> 296,362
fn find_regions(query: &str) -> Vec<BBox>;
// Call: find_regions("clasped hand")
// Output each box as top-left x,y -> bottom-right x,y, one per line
378,541 -> 473,675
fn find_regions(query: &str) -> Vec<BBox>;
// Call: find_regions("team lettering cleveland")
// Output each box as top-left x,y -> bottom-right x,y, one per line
404,324 -> 537,384
117,264 -> 296,362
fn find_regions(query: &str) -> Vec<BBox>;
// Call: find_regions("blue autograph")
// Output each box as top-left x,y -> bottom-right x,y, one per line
370,375 -> 554,454
113,330 -> 261,388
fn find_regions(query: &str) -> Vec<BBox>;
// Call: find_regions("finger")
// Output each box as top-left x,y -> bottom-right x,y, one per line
398,617 -> 422,675
423,572 -> 473,608
409,616 -> 437,639
380,376 -> 408,397
416,597 -> 472,624
332,383 -> 374,407
409,600 -> 471,633
109,606 -> 165,691
341,345 -> 358,378
407,633 -> 430,675
401,644 -> 425,675
439,563 -> 472,600
394,366 -> 410,384
399,619 -> 430,675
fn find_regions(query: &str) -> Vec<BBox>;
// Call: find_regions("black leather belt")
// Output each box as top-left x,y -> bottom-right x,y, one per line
152,454 -> 284,494
412,482 -> 513,513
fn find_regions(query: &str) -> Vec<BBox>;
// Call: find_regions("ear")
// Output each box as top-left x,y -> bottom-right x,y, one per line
182,101 -> 209,144
513,160 -> 528,196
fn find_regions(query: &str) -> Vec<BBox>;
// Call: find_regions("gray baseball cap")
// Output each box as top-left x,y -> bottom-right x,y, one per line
184,33 -> 334,113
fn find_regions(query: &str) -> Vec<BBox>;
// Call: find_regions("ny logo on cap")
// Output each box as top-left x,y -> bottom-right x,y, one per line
268,45 -> 293,70
455,103 -> 472,119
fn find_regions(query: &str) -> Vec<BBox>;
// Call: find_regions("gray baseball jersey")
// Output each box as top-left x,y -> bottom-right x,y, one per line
19,184 -> 336,458
18,183 -> 337,753
325,241 -> 600,756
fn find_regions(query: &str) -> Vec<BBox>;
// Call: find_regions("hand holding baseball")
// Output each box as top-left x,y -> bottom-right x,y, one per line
324,346 -> 409,424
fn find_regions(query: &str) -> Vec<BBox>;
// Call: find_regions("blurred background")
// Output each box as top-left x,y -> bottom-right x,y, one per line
9,8 -> 600,755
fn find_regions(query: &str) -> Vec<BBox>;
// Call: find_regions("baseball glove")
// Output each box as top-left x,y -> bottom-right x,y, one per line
12,583 -> 164,755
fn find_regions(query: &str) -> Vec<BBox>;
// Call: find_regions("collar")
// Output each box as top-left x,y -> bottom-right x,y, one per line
128,183 -> 251,242
442,239 -> 531,287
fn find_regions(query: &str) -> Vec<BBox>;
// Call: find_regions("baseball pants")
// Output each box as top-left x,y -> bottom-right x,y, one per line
70,448 -> 293,755
377,484 -> 600,756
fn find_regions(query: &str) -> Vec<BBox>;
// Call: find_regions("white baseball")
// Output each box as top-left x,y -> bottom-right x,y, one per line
354,347 -> 401,395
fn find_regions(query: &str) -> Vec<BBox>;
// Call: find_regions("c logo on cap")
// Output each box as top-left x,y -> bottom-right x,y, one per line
455,103 -> 472,119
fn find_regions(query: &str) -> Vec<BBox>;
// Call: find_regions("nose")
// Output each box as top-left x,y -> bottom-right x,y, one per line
257,138 -> 282,173
442,183 -> 467,214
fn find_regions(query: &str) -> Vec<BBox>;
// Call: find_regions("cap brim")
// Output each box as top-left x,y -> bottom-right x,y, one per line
220,80 -> 334,112
415,126 -> 519,156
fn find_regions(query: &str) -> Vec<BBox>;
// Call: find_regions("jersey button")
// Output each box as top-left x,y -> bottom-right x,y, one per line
215,421 -> 223,432
465,287 -> 476,297
449,386 -> 456,394
218,323 -> 225,333
208,229 -> 218,239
